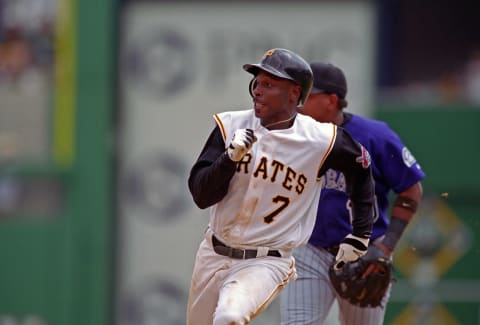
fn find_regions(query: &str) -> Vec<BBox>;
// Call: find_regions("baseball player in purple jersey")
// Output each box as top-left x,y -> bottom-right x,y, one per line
280,62 -> 425,325
186,50 -> 377,325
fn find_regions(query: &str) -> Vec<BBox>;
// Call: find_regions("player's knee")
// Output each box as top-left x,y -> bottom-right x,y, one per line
213,308 -> 248,325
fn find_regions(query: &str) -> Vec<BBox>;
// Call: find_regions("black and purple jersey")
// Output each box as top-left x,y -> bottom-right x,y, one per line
309,113 -> 426,248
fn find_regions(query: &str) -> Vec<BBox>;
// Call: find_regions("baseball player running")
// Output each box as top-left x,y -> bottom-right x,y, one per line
186,49 -> 377,325
280,62 -> 425,325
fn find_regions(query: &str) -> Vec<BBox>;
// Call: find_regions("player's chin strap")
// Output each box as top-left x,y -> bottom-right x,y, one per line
260,113 -> 297,130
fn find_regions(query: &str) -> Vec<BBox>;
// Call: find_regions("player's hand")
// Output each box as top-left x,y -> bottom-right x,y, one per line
334,234 -> 369,270
227,128 -> 257,162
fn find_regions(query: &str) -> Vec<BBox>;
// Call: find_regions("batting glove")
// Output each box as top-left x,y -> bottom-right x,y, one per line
334,234 -> 369,270
227,128 -> 256,162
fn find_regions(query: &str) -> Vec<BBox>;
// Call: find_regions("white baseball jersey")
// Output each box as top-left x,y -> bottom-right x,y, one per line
210,109 -> 336,250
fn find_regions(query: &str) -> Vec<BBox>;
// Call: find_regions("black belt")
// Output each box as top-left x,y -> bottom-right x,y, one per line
212,234 -> 281,259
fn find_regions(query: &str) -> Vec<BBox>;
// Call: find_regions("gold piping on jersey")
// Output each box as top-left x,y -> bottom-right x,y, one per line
213,114 -> 227,142
316,124 -> 337,180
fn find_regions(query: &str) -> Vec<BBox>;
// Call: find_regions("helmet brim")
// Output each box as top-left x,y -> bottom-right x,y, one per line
243,63 -> 294,82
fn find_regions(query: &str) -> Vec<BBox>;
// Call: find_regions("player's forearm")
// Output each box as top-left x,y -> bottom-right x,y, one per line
390,182 -> 423,221
382,182 -> 423,252
188,152 -> 237,209
348,168 -> 375,239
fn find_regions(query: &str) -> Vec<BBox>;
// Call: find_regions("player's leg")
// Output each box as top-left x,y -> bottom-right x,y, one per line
213,256 -> 296,325
336,284 -> 392,325
280,244 -> 337,325
186,238 -> 230,325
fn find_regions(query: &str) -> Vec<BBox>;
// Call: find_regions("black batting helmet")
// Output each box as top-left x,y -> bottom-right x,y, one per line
243,48 -> 313,106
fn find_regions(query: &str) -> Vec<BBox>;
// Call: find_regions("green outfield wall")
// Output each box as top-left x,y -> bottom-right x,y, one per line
0,0 -> 115,324
377,106 -> 480,325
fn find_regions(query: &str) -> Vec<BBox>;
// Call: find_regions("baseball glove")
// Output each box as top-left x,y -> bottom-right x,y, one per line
328,244 -> 394,308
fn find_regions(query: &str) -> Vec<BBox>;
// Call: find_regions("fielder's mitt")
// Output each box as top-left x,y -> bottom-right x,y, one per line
328,244 -> 394,308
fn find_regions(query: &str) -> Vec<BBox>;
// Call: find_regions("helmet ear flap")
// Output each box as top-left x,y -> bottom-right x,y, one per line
248,78 -> 257,98
294,84 -> 305,107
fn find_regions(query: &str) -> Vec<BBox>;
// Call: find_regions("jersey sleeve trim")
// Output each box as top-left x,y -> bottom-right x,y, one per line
213,114 -> 227,142
317,124 -> 337,180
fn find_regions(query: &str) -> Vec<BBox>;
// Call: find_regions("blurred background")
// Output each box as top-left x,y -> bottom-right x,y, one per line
0,0 -> 479,324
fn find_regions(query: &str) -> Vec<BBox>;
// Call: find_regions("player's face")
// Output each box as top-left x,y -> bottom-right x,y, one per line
251,71 -> 300,126
300,92 -> 338,123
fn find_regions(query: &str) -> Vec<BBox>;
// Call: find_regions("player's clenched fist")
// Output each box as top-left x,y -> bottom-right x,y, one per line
227,128 -> 257,161
334,234 -> 369,270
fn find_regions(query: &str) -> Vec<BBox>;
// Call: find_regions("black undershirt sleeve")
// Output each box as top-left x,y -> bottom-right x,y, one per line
188,126 -> 237,209
318,127 -> 375,238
